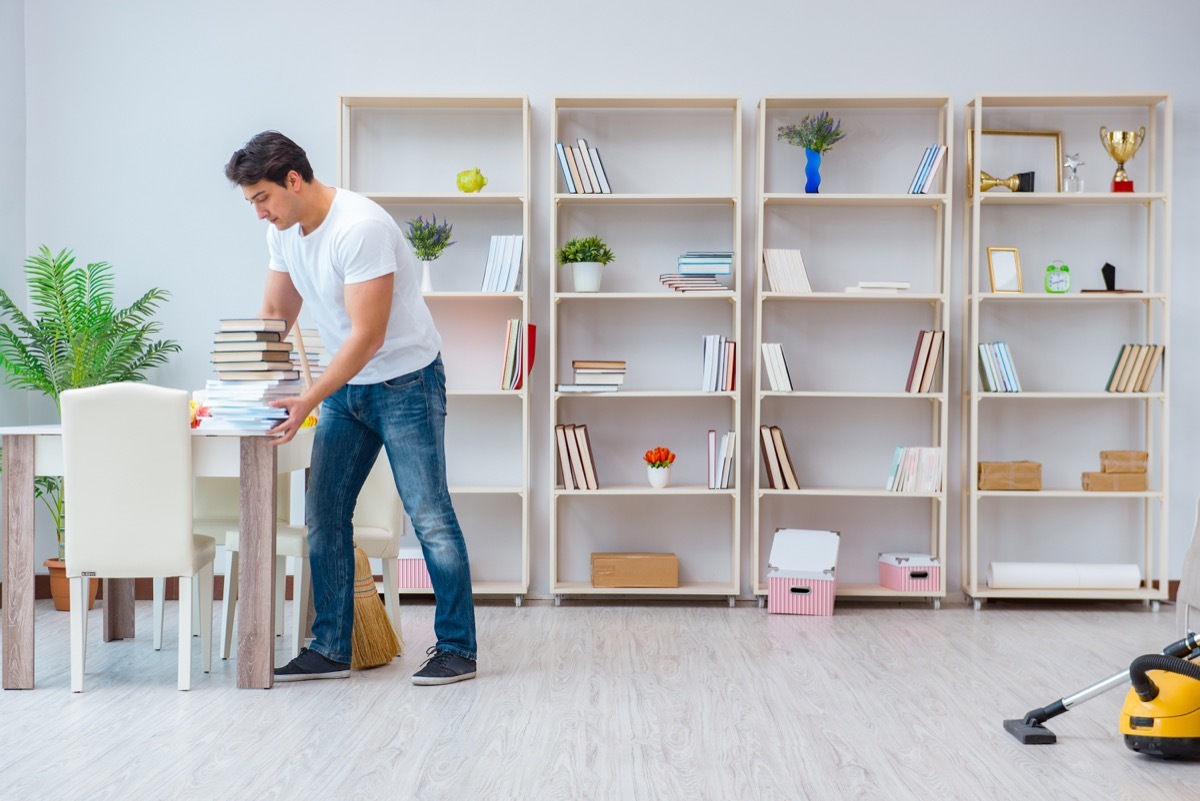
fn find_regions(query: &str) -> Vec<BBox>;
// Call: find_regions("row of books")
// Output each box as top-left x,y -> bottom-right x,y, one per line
481,235 -> 524,292
659,274 -> 728,293
555,139 -> 612,195
1107,344 -> 1164,393
500,319 -> 536,390
905,330 -> 944,393
759,425 -> 800,490
760,343 -> 793,392
886,446 -> 943,492
907,145 -> 948,194
708,429 -> 736,489
702,335 -> 736,392
677,251 -> 733,276
978,341 -> 1021,393
557,359 -> 625,393
555,423 -> 600,489
762,248 -> 812,293
201,318 -> 304,433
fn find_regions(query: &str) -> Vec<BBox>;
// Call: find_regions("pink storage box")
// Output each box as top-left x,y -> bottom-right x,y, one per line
397,547 -> 432,589
878,552 -> 940,592
767,528 -> 840,616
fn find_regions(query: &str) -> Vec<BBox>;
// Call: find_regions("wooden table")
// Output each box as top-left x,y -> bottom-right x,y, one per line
1,425 -> 313,689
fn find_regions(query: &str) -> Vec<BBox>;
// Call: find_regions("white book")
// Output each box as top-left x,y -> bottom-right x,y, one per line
772,344 -> 793,392
588,147 -> 612,194
576,139 -> 602,195
786,249 -> 812,292
761,343 -> 781,391
845,286 -> 900,294
572,146 -> 594,193
996,342 -> 1021,392
481,235 -> 501,291
857,281 -> 911,290
708,429 -> 717,490
502,234 -> 524,292
720,431 -> 736,489
492,235 -> 514,293
702,334 -> 720,391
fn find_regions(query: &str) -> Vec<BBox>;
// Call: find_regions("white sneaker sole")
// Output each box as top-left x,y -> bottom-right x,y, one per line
274,668 -> 351,683
412,670 -> 476,686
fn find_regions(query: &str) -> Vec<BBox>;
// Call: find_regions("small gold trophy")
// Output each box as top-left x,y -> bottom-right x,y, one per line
1099,126 -> 1145,192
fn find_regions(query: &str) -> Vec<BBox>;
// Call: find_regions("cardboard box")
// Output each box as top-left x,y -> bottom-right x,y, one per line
978,461 -> 1042,491
767,528 -> 839,616
1082,471 -> 1148,492
591,553 -> 679,588
1100,450 -> 1148,474
879,553 -> 941,593
397,547 -> 433,589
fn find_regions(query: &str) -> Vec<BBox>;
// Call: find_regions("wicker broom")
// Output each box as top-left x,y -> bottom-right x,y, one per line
290,325 -> 402,670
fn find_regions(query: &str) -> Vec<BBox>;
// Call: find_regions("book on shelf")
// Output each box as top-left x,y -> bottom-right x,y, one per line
719,430 -> 736,489
708,429 -> 717,490
573,423 -> 600,490
678,252 -> 733,276
978,342 -> 1019,392
760,342 -> 793,392
572,370 -> 625,386
482,234 -> 524,292
500,319 -> 536,390
886,446 -> 942,492
848,280 -> 910,293
571,145 -> 594,193
555,424 -> 577,489
563,423 -> 588,488
219,318 -> 287,333
710,429 -> 735,490
702,335 -> 736,392
905,330 -> 943,393
762,248 -> 812,293
769,426 -> 799,490
576,139 -> 604,196
920,146 -> 948,194
555,143 -> 577,194
659,274 -> 729,292
556,384 -> 619,393
907,146 -> 937,194
1107,343 -> 1163,393
759,424 -> 785,489
563,144 -> 585,194
572,359 -> 626,370
588,147 -> 612,194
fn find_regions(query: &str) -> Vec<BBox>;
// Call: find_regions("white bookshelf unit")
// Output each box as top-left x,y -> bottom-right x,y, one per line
338,95 -> 531,605
961,94 -> 1172,610
549,97 -> 742,605
751,96 -> 953,607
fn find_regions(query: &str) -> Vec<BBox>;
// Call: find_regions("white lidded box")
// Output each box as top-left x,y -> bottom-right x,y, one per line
397,547 -> 432,589
878,552 -> 940,592
767,528 -> 840,615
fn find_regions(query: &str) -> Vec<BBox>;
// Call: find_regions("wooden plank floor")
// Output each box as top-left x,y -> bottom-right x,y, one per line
0,599 -> 1196,800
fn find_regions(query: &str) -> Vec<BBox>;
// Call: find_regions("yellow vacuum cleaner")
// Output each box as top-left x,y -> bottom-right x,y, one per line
1005,631 -> 1200,758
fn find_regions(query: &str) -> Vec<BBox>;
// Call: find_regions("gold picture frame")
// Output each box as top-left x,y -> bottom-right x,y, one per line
987,247 -> 1023,293
967,129 -> 1064,196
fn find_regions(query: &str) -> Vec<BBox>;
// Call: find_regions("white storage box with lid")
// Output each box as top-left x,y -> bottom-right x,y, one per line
397,546 -> 432,589
878,552 -> 940,592
767,528 -> 840,615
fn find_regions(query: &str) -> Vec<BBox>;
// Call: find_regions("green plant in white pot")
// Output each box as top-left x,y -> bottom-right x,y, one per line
557,236 -> 614,293
0,247 -> 181,607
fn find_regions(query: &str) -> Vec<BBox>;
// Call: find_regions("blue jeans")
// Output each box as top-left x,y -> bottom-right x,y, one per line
305,354 -> 476,663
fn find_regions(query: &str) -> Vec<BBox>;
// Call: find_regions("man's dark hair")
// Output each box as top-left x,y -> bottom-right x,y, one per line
224,131 -> 314,187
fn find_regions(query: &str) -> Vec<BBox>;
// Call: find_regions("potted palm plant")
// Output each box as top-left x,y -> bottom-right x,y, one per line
0,246 -> 181,609
557,235 -> 615,293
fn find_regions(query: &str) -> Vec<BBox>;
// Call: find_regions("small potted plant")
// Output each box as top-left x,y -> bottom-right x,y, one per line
643,446 -> 676,489
777,111 -> 846,194
557,235 -> 614,293
403,214 -> 455,292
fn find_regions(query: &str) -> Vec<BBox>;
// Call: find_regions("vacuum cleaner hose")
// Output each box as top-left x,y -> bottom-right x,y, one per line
1129,654 -> 1200,702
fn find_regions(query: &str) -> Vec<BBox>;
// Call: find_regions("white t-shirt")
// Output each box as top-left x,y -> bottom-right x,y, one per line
266,188 -> 441,384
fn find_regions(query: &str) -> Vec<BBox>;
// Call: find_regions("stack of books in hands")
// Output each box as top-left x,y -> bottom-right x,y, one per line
198,318 -> 303,433
557,360 -> 625,393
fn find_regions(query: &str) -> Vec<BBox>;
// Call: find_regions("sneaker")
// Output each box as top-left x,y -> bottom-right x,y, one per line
412,646 -> 477,686
274,647 -> 351,682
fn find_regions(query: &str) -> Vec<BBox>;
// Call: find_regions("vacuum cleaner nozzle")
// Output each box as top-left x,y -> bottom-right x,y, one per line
1004,717 -> 1057,744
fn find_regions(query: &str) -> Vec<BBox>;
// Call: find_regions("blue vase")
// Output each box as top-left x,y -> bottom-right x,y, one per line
804,148 -> 822,193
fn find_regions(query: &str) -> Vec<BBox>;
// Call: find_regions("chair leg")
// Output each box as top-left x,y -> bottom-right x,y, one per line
383,557 -> 403,646
178,575 -> 193,691
221,550 -> 239,660
199,562 -> 214,674
152,577 -> 166,651
192,578 -> 202,636
70,577 -> 87,693
275,555 -> 287,637
290,555 -> 310,658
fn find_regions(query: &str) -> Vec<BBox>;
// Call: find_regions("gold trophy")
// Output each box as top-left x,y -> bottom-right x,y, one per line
1099,126 -> 1145,192
979,170 -> 1035,193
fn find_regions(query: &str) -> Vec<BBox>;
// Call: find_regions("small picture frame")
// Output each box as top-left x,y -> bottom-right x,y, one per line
987,247 -> 1022,293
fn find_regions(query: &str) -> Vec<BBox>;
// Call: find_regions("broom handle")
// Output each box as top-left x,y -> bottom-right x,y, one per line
291,323 -> 314,389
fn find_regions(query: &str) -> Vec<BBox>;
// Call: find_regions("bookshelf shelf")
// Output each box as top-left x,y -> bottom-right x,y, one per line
550,96 -> 742,602
339,94 -> 532,602
961,93 -> 1172,609
752,96 -> 953,603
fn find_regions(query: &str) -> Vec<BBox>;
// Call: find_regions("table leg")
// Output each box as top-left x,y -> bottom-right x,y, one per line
102,579 -> 136,641
236,437 -> 277,689
2,435 -> 35,690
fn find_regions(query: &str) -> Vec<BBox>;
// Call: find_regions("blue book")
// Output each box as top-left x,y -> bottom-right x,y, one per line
555,142 -> 577,194
908,146 -> 937,194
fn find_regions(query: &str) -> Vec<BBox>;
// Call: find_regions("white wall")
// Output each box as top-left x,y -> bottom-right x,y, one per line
1,0 -> 25,426
16,0 -> 1200,595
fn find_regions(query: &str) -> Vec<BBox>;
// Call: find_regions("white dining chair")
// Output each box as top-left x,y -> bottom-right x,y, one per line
61,382 -> 215,692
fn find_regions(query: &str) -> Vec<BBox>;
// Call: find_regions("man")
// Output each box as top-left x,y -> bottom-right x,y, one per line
224,131 -> 476,685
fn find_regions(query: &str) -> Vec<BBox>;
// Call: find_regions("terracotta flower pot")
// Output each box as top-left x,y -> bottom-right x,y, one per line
43,558 -> 99,612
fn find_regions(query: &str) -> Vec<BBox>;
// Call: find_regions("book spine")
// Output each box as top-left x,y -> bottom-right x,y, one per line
555,142 -> 577,194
